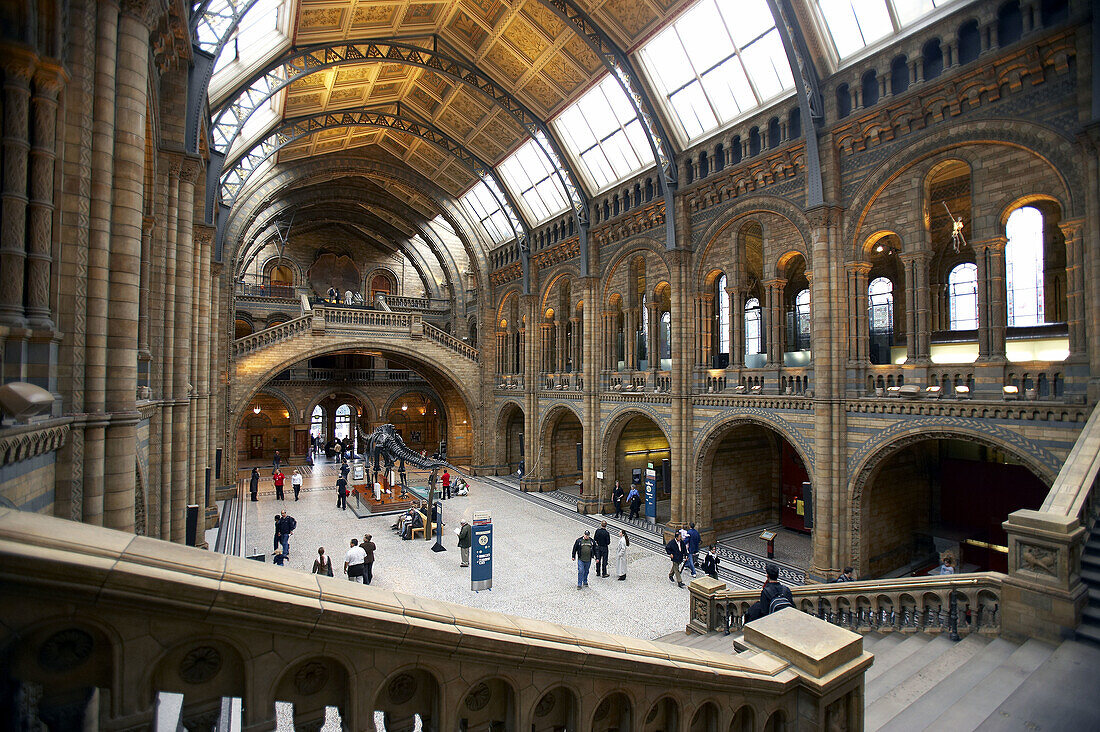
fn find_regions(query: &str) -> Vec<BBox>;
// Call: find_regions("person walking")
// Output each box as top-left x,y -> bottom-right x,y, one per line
291,469 -> 303,501
272,513 -> 282,552
441,469 -> 451,500
612,481 -> 624,518
666,532 -> 687,587
702,545 -> 720,578
362,534 -> 376,584
687,522 -> 701,565
249,467 -> 259,502
344,538 -> 366,583
681,527 -> 698,579
312,547 -> 333,576
276,510 -> 296,557
336,474 -> 348,510
594,521 -> 611,578
627,485 -> 641,519
305,449 -> 314,468
616,529 -> 630,580
457,519 -> 471,567
272,450 -> 282,473
572,530 -> 596,589
834,566 -> 855,582
744,563 -> 794,623
272,469 -> 286,501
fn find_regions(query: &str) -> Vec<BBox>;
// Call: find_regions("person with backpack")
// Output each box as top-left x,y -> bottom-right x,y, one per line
572,530 -> 596,589
745,563 -> 794,622
311,547 -> 333,576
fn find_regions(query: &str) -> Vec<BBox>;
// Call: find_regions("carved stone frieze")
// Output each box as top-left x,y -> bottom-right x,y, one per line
0,420 -> 70,467
531,237 -> 580,268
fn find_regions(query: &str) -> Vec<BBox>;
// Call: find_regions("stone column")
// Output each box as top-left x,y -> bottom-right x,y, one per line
698,294 -> 714,368
764,279 -> 786,366
521,294 -> 539,492
556,319 -> 566,372
623,308 -> 636,370
171,157 -> 199,541
913,252 -> 933,362
159,153 -> 180,540
578,276 -> 600,513
900,254 -> 920,363
0,47 -> 35,325
570,316 -> 581,373
1061,219 -> 1086,361
26,63 -> 64,329
976,238 -> 1007,361
195,225 -> 213,525
729,287 -> 744,369
847,263 -> 871,364
647,300 -> 660,375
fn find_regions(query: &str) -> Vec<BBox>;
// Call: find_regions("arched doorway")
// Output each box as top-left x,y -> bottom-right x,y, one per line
385,392 -> 445,456
236,394 -> 293,463
541,407 -> 583,493
497,403 -> 524,476
701,422 -> 810,537
607,414 -> 672,524
857,437 -> 1049,577
592,692 -> 632,732
531,686 -> 577,731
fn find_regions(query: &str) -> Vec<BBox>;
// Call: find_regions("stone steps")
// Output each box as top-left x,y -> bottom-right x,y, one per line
662,627 -> 1100,730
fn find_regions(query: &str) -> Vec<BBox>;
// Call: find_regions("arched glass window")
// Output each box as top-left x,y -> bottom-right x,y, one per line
716,274 -> 730,364
948,263 -> 979,330
794,289 -> 811,350
745,297 -> 763,355
868,277 -> 894,365
638,291 -> 649,368
1006,206 -> 1045,327
310,405 -> 324,439
335,404 -> 352,442
660,311 -> 672,361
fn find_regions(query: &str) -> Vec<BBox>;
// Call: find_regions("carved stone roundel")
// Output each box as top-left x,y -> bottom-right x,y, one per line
179,646 -> 222,684
38,629 -> 93,672
534,690 -> 556,717
387,673 -> 418,705
646,704 -> 659,723
294,661 -> 331,696
593,698 -> 610,721
465,682 -> 491,711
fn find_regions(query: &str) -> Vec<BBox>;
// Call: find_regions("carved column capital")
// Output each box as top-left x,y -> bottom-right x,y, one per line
120,0 -> 165,31
1,45 -> 37,84
180,156 -> 203,184
32,63 -> 67,97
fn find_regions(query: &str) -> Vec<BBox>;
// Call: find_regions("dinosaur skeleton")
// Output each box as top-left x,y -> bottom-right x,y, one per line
360,424 -> 459,492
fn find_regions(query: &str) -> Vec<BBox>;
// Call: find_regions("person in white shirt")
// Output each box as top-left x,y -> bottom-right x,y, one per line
291,469 -> 303,501
344,538 -> 366,583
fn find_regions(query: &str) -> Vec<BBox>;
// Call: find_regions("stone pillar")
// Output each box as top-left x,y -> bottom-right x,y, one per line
0,47 -> 35,325
578,276 -> 600,513
764,279 -> 786,367
82,0 -> 120,526
729,287 -> 744,369
159,153 -> 180,540
900,254 -> 919,363
900,254 -> 931,363
103,0 -> 156,533
1061,219 -> 1086,362
521,294 -> 539,492
976,238 -> 1007,361
698,294 -> 713,368
647,300 -> 660,375
570,316 -> 581,373
556,319 -> 566,373
623,308 -> 636,370
171,157 -> 199,541
26,64 -> 64,329
195,225 -> 213,525
847,263 -> 871,365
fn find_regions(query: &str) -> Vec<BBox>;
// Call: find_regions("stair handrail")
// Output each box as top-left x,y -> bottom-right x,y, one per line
691,572 -> 1005,636
1040,403 -> 1100,523
232,314 -> 313,357
423,321 -> 479,362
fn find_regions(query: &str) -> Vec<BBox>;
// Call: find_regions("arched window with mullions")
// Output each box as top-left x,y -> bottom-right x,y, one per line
310,405 -> 324,439
1006,206 -> 1045,326
948,263 -> 979,330
745,297 -> 763,355
794,289 -> 811,351
868,277 -> 894,364
715,274 -> 730,367
335,404 -> 352,443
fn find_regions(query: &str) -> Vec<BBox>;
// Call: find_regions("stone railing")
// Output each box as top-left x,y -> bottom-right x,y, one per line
378,293 -> 452,314
318,305 -> 412,330
232,314 -> 313,356
690,573 -> 1004,638
423,321 -> 479,362
0,510 -> 868,730
275,368 -> 426,384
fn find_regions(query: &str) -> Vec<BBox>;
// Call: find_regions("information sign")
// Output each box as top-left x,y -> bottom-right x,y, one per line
644,468 -> 657,524
471,522 -> 493,590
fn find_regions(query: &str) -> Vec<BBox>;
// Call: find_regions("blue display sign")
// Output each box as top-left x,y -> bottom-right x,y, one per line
471,523 -> 493,590
644,467 -> 657,523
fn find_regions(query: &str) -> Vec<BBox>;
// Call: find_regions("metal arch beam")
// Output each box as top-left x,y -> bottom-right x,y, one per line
766,0 -> 825,207
218,109 -> 532,258
536,0 -> 679,248
211,38 -> 589,223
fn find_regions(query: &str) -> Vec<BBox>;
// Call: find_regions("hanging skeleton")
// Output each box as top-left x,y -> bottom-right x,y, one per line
944,202 -> 967,252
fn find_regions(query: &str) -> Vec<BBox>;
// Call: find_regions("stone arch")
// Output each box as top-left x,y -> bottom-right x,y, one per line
494,400 -> 525,475
526,683 -> 581,731
599,237 -> 671,296
456,675 -> 516,730
847,421 -> 1059,573
859,229 -> 905,260
380,388 -> 448,425
535,403 -> 584,491
695,194 -> 814,274
148,636 -> 247,721
364,266 -> 401,298
775,248 -> 810,279
845,121 -> 1081,251
271,654 -> 353,729
255,386 -> 301,422
371,664 -> 443,732
260,255 -> 302,286
642,694 -> 681,732
540,267 -> 582,311
305,386 -> 378,425
600,405 -> 672,452
591,689 -> 634,732
998,193 -> 1065,228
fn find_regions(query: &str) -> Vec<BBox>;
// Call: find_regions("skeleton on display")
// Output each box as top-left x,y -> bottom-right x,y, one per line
945,202 -> 967,252
363,423 -> 454,493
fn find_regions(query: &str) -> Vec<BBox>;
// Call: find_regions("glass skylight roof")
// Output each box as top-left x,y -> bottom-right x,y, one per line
553,75 -> 656,192
460,180 -> 516,246
196,0 -> 292,107
638,0 -> 795,144
498,139 -> 571,224
816,0 -> 961,60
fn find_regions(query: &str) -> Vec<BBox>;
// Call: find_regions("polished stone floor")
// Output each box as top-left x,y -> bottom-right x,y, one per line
241,464 -> 691,640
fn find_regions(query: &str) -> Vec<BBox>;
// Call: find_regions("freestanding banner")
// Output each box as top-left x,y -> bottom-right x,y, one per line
472,511 -> 492,590
644,466 -> 657,524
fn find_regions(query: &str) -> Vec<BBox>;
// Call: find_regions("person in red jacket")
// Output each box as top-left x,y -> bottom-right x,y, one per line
272,469 -> 286,501
441,469 -> 451,499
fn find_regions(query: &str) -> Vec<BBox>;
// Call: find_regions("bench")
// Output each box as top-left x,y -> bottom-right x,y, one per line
410,509 -> 440,539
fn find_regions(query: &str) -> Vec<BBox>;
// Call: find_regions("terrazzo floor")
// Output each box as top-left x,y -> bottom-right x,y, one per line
240,465 -> 691,641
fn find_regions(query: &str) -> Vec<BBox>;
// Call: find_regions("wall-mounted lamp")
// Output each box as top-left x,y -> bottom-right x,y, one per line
401,404 -> 407,411
253,406 -> 261,414
1002,385 -> 1019,401
954,385 -> 971,399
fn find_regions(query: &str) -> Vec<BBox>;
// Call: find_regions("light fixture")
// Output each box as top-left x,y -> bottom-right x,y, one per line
954,385 -> 971,399
253,406 -> 261,414
924,386 -> 942,399
401,404 -> 407,411
1002,385 -> 1020,401
886,386 -> 902,397
282,410 -> 289,419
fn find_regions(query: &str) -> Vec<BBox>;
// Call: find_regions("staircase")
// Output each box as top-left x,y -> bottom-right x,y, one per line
657,628 -> 1100,730
1080,506 -> 1100,646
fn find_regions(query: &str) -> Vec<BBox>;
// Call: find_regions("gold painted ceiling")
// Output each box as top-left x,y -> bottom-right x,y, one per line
273,0 -> 696,195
